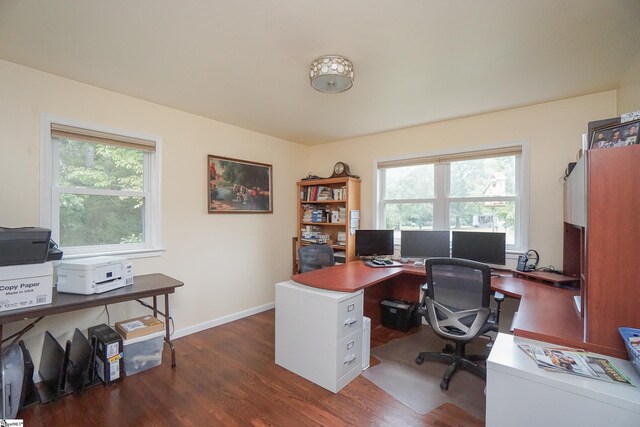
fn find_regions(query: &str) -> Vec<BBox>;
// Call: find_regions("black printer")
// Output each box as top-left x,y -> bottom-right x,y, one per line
0,227 -> 53,266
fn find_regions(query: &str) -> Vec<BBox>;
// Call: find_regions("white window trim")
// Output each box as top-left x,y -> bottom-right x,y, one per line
372,141 -> 530,254
40,114 -> 164,259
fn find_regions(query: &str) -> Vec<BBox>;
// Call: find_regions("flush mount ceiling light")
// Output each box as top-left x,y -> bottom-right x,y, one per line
309,55 -> 354,94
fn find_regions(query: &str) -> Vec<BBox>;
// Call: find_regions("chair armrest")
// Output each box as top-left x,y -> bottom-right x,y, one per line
493,291 -> 505,302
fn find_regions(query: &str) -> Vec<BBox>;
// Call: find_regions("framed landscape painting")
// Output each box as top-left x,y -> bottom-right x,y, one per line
208,155 -> 273,213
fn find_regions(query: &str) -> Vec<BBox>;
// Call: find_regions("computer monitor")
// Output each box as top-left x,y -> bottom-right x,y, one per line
451,231 -> 506,266
355,230 -> 394,257
400,230 -> 450,259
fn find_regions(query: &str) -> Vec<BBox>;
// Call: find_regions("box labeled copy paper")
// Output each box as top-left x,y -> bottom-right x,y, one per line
0,262 -> 53,312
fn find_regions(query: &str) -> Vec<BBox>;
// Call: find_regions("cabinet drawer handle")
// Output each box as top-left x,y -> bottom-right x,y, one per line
344,355 -> 357,365
344,318 -> 357,326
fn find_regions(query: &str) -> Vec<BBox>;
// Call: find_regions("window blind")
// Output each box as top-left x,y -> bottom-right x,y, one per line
51,123 -> 156,152
377,146 -> 522,169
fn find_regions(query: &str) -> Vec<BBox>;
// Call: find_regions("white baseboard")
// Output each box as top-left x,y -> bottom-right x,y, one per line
171,301 -> 275,339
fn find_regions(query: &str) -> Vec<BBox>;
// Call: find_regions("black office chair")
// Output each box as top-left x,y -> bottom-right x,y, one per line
415,257 -> 501,391
298,244 -> 335,273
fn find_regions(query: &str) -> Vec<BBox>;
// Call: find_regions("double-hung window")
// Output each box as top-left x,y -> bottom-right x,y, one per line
376,144 -> 528,253
40,116 -> 162,257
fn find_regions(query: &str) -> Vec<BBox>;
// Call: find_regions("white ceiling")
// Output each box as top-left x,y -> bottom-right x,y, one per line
1,0 -> 639,146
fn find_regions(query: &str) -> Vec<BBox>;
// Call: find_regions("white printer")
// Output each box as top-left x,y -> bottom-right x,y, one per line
56,256 -> 133,295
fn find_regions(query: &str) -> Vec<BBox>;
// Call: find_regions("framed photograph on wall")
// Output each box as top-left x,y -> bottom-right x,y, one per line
590,120 -> 639,149
208,155 -> 273,213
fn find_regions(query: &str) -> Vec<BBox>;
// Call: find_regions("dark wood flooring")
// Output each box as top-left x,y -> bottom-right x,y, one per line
20,310 -> 483,426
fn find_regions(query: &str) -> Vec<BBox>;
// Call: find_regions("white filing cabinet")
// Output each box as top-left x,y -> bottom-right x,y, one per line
487,333 -> 640,426
275,280 -> 363,393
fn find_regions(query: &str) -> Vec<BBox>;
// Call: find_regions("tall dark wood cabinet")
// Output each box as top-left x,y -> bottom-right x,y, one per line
564,144 -> 640,358
585,144 -> 640,357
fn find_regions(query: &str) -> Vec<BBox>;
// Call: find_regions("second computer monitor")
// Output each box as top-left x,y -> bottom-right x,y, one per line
400,230 -> 450,259
355,230 -> 394,257
451,231 -> 506,266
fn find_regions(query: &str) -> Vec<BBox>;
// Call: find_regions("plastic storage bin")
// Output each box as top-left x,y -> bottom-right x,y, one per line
618,327 -> 640,378
122,330 -> 164,376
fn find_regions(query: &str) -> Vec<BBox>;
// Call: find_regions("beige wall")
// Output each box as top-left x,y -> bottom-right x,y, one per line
618,53 -> 640,115
0,60 -> 306,365
0,57 -> 621,370
306,91 -> 618,269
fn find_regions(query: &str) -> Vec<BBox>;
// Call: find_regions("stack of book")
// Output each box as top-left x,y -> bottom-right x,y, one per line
317,186 -> 333,201
311,209 -> 328,223
302,205 -> 314,223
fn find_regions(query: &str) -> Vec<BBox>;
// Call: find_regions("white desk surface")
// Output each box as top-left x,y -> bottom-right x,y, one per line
488,333 -> 640,414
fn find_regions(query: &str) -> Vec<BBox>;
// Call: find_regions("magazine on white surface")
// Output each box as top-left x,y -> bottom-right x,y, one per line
517,344 -> 633,386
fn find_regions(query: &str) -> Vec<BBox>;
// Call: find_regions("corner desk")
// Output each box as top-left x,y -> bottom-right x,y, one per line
276,261 -> 585,393
291,261 -> 584,347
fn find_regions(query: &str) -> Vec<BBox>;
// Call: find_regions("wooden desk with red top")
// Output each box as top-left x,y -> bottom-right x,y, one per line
291,261 -> 590,354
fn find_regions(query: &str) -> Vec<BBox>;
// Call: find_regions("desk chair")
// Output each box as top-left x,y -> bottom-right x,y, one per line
415,257 -> 501,391
298,244 -> 335,273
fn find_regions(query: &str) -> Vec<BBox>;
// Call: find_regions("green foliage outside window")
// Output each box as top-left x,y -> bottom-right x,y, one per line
55,138 -> 145,247
381,155 -> 517,245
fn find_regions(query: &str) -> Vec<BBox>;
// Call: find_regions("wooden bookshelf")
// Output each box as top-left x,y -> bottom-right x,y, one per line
296,177 -> 360,271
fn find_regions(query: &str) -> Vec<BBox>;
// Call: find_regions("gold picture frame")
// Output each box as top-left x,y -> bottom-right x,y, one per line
208,155 -> 273,213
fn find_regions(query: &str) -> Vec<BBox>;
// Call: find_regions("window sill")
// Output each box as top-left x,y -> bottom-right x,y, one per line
59,247 -> 166,261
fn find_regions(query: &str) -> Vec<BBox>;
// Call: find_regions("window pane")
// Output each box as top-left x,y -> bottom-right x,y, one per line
384,202 -> 434,231
55,137 -> 144,191
450,156 -> 515,197
59,194 -> 144,246
449,201 -> 515,245
384,164 -> 434,199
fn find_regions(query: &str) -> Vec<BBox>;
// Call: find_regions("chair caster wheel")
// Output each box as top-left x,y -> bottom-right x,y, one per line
415,356 -> 424,365
440,380 -> 449,391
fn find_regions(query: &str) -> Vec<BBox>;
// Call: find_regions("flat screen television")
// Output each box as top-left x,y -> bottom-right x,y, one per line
451,231 -> 506,266
355,230 -> 394,257
400,230 -> 450,259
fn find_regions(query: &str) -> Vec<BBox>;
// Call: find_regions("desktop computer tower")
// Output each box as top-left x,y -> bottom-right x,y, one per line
88,324 -> 123,386
362,316 -> 371,370
380,300 -> 419,332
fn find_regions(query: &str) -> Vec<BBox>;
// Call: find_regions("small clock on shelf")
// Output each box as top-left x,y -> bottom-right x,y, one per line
330,162 -> 359,178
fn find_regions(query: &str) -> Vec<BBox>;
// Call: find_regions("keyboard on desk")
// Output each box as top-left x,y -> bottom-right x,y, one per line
364,259 -> 402,268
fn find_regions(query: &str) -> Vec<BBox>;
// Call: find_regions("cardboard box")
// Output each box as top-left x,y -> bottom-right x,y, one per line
115,315 -> 164,340
88,324 -> 123,386
0,262 -> 53,312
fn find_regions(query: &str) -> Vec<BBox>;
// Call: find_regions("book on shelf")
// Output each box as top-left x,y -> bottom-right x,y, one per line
517,344 -> 633,386
302,185 -> 336,201
316,186 -> 333,201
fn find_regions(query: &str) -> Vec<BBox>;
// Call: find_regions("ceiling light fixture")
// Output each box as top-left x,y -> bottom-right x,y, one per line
309,55 -> 354,94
